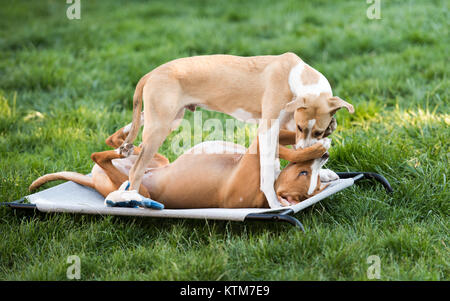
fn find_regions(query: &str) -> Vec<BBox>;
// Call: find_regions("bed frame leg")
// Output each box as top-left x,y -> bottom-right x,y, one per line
336,172 -> 393,193
244,209 -> 305,232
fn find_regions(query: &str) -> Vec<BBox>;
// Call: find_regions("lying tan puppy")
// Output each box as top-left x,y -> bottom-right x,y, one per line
117,53 -> 354,208
30,128 -> 331,208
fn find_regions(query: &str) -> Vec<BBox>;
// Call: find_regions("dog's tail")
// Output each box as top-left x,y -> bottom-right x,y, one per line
123,74 -> 149,146
29,172 -> 95,191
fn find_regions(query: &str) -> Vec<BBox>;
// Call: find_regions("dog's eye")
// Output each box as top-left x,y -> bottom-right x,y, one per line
297,125 -> 303,132
314,131 -> 323,137
299,171 -> 308,176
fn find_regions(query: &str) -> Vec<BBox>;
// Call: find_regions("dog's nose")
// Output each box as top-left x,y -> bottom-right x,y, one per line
321,152 -> 329,160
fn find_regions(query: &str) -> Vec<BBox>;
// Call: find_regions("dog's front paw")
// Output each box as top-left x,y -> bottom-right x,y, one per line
119,143 -> 134,157
319,168 -> 339,182
309,142 -> 325,155
104,181 -> 164,210
318,138 -> 331,151
309,138 -> 331,158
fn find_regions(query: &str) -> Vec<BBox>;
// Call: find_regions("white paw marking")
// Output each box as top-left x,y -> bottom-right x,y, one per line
319,169 -> 339,182
119,143 -> 134,157
296,138 -> 318,149
104,181 -> 144,205
319,137 -> 332,151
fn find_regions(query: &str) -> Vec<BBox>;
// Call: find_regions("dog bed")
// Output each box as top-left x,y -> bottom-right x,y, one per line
2,172 -> 392,231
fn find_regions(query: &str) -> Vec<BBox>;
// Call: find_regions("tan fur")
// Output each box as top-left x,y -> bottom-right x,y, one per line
29,172 -> 94,191
124,74 -> 151,145
301,65 -> 320,85
30,129 -> 328,208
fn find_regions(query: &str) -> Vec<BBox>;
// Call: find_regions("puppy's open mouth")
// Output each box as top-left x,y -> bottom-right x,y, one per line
278,194 -> 300,206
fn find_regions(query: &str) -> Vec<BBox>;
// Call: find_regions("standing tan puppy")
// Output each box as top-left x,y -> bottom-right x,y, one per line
119,52 -> 354,208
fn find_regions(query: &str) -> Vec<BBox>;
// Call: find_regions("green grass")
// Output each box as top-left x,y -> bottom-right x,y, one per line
0,0 -> 448,280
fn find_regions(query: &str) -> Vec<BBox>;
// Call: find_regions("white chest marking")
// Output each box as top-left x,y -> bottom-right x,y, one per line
295,119 -> 317,149
111,158 -> 134,176
288,63 -> 332,98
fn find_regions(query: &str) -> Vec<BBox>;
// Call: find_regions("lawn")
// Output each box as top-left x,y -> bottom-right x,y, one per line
0,0 -> 448,280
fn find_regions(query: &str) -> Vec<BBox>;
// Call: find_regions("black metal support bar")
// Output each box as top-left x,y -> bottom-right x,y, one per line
336,172 -> 393,193
244,209 -> 305,232
0,198 -> 36,210
7,203 -> 37,210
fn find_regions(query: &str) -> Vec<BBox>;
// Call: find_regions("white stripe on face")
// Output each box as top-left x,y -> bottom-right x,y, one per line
295,119 -> 317,149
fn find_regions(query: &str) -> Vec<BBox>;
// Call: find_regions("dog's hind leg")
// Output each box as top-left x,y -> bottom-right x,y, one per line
127,86 -> 182,197
105,126 -> 131,149
121,75 -> 150,150
91,150 -> 151,198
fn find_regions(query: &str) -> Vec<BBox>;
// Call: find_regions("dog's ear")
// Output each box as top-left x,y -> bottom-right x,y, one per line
323,116 -> 337,137
285,96 -> 307,112
328,96 -> 354,115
